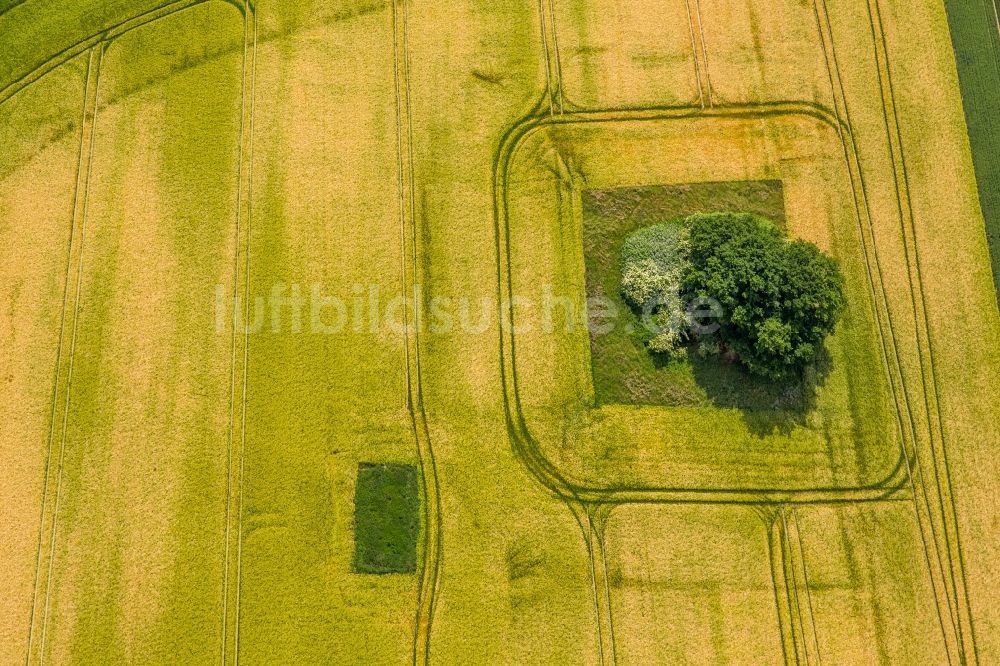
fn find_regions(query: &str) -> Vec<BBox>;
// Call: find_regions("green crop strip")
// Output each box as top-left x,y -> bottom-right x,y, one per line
943,0 -> 1000,303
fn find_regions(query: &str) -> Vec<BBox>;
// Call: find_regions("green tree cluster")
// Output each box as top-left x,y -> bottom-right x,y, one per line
683,212 -> 845,379
618,212 -> 845,379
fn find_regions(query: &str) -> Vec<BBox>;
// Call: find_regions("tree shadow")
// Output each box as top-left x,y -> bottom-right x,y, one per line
686,344 -> 834,436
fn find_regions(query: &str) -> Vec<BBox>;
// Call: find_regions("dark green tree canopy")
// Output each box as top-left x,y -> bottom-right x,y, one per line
683,212 -> 846,379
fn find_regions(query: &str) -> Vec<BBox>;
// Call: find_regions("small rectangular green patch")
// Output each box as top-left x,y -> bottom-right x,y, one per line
353,463 -> 419,574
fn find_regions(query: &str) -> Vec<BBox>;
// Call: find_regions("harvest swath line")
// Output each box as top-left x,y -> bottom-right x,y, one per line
568,502 -> 617,665
865,2 -> 960,638
33,41 -> 104,666
782,509 -> 820,665
682,0 -> 706,109
865,0 -> 979,659
222,1 -> 256,664
593,507 -> 617,665
567,505 -> 604,664
809,4 -> 962,658
536,0 -> 558,115
809,0 -> 914,501
766,508 -> 803,664
692,0 -> 713,107
790,509 -> 822,665
784,515 -> 809,664
812,0 -> 983,658
816,0 -> 976,656
765,505 -> 823,665
391,1 -> 443,663
545,0 -> 565,114
218,4 -> 245,662
21,45 -> 97,666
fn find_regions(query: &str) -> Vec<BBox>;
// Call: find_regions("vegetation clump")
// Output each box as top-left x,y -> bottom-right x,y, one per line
619,212 -> 845,380
619,221 -> 691,361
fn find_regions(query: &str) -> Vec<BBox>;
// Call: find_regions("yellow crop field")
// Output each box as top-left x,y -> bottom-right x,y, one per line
1,0 -> 998,664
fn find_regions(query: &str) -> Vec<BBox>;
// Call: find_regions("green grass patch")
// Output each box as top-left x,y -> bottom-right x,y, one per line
943,0 -> 1000,302
583,180 -> 816,410
353,463 -> 419,575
